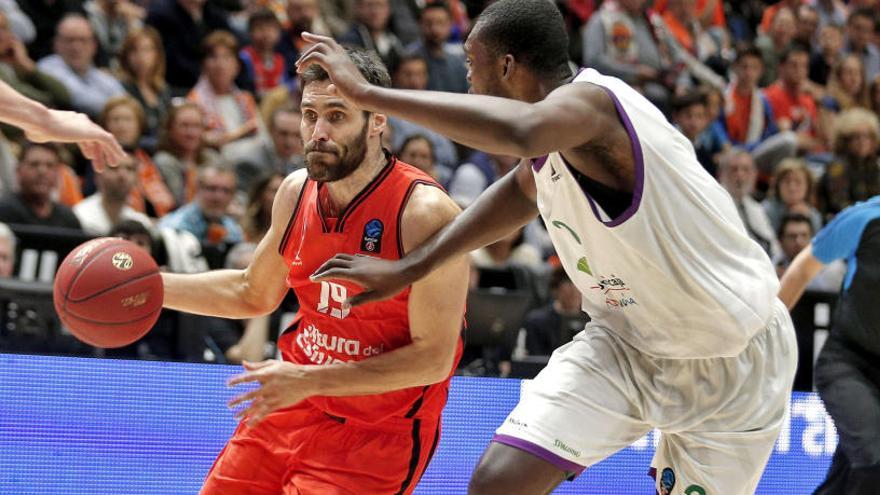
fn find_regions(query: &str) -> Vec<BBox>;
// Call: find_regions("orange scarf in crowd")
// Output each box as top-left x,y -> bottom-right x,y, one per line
127,149 -> 177,217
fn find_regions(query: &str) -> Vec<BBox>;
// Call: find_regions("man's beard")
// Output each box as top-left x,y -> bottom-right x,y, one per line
304,121 -> 369,183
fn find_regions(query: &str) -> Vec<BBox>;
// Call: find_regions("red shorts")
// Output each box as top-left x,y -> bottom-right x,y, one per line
200,402 -> 441,495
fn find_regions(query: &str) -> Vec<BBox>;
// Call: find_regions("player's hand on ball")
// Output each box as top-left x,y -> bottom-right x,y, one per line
311,254 -> 414,306
295,32 -> 371,106
227,360 -> 315,426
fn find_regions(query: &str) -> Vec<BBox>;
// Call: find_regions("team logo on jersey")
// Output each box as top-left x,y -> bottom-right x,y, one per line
551,220 -> 581,245
659,467 -> 676,494
591,274 -> 638,308
361,219 -> 384,253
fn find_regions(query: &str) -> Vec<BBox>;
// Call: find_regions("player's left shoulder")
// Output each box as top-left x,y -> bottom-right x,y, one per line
399,183 -> 461,253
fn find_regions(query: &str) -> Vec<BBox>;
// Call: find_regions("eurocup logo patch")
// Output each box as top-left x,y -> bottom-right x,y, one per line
361,219 -> 384,253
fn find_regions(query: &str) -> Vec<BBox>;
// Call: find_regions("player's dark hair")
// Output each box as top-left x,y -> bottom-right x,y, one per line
779,43 -> 811,65
778,213 -> 814,239
247,8 -> 280,32
671,90 -> 708,114
300,47 -> 392,90
471,0 -> 571,80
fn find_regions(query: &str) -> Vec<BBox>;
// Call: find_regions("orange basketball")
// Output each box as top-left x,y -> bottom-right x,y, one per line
52,237 -> 163,348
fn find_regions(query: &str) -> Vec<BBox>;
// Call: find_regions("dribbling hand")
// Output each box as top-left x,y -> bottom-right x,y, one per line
295,32 -> 372,107
227,360 -> 315,427
310,254 -> 415,307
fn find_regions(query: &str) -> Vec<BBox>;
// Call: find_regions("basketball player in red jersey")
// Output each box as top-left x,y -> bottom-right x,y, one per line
160,48 -> 468,494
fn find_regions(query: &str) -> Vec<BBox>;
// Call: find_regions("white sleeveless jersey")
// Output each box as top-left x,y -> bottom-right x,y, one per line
533,68 -> 779,358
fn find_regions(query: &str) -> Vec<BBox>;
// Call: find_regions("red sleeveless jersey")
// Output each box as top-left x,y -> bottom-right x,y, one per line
278,157 -> 463,424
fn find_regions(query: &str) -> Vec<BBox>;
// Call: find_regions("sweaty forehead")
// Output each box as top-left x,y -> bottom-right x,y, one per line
301,81 -> 355,110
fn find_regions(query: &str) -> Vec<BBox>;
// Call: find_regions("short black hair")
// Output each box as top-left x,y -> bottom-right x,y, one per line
391,52 -> 428,76
248,8 -> 280,32
734,44 -> 763,65
778,213 -> 814,238
779,42 -> 811,64
549,265 -> 571,290
847,7 -> 875,26
110,219 -> 152,239
300,47 -> 391,89
420,1 -> 451,19
471,0 -> 570,79
19,142 -> 62,164
671,90 -> 708,114
398,134 -> 434,160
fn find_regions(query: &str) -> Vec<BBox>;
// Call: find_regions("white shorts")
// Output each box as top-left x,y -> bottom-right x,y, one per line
494,299 -> 797,495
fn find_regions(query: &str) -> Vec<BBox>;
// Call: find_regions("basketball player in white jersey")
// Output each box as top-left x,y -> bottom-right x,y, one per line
304,0 -> 797,493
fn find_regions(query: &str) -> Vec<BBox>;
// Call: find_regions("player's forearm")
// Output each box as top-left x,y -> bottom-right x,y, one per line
360,86 -> 540,157
161,270 -> 271,319
0,79 -> 50,131
403,171 -> 538,280
303,340 -> 454,397
778,246 -> 825,309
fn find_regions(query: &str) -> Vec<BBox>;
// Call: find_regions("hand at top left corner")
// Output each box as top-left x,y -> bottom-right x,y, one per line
296,32 -> 373,107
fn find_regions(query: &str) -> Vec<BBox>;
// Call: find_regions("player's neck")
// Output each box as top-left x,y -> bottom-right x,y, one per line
324,147 -> 387,216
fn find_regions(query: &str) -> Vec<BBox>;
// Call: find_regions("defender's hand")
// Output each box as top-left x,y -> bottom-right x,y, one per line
23,109 -> 126,172
310,254 -> 416,307
295,32 -> 372,107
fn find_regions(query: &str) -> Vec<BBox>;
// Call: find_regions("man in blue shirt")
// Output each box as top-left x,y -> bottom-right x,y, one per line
780,196 -> 880,494
159,163 -> 243,245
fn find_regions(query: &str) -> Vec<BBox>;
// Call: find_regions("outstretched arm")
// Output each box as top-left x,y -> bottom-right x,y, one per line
0,79 -> 125,170
778,244 -> 826,309
296,33 -> 604,158
312,160 -> 539,305
161,170 -> 304,318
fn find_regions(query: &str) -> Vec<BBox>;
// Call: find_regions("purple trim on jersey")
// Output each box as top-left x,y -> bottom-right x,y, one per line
531,155 -> 549,172
492,434 -> 586,475
578,86 -> 644,227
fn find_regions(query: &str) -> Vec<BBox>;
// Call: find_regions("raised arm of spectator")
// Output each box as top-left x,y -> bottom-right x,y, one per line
0,79 -> 125,170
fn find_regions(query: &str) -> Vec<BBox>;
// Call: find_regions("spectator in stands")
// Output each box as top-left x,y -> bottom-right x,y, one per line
0,1 -> 34,45
145,0 -> 232,94
470,227 -> 543,275
74,154 -> 152,235
810,24 -> 845,86
338,0 -> 405,71
84,0 -> 145,64
813,0 -> 848,31
397,134 -> 452,187
719,149 -> 781,259
756,7 -> 796,87
117,27 -> 172,151
153,101 -> 221,207
524,266 -> 589,357
159,163 -> 243,245
19,0 -> 85,62
661,0 -> 727,71
0,143 -> 81,229
844,8 -> 880,83
724,45 -> 799,174
774,212 -> 814,277
818,108 -> 880,218
0,11 -> 70,113
240,172 -> 282,243
0,221 -> 15,278
37,14 -> 125,118
764,44 -> 824,154
188,31 -> 262,151
672,89 -> 728,176
872,74 -> 880,116
276,0 -> 346,79
405,2 -> 468,94
448,151 -> 518,208
823,54 -> 872,112
100,96 -> 176,218
794,4 -> 821,47
110,218 -> 153,255
582,0 -> 673,112
224,104 -> 303,194
239,9 -> 290,99
763,157 -> 823,233
387,53 -> 458,169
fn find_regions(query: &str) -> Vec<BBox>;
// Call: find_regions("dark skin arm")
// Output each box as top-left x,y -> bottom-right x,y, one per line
303,33 -> 627,304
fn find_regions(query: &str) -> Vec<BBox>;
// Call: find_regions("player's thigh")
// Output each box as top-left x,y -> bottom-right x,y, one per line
469,442 -> 569,495
200,421 -> 290,495
494,326 -> 652,470
815,339 -> 880,468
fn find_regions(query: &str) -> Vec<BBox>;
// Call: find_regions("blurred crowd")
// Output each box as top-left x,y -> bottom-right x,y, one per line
0,0 -> 877,376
